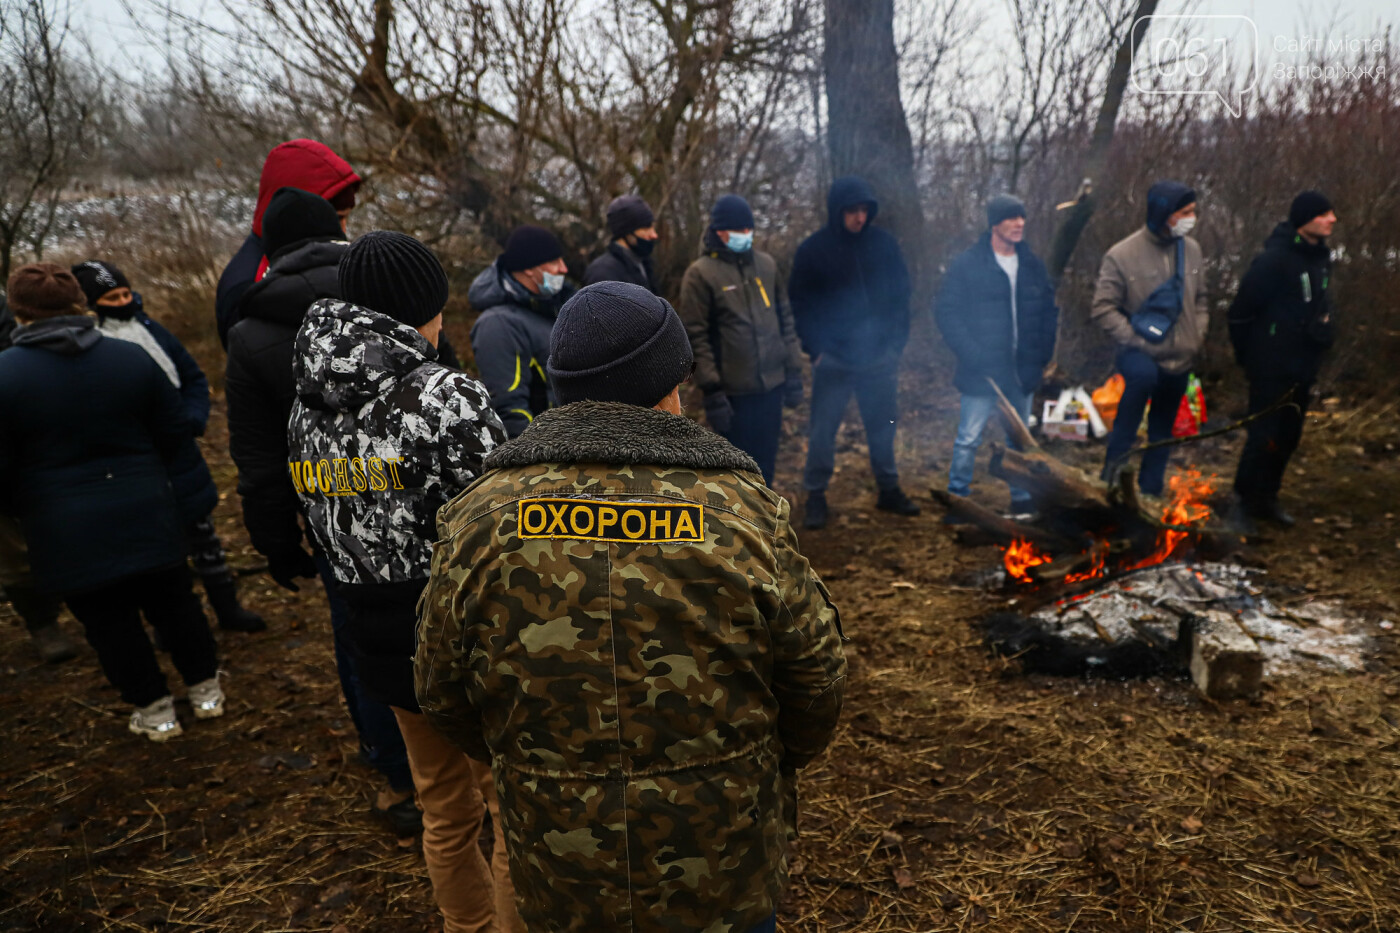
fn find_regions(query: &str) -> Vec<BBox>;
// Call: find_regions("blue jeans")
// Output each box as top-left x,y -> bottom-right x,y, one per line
721,386 -> 784,485
803,359 -> 900,493
1102,348 -> 1190,496
947,388 -> 1033,508
315,550 -> 413,793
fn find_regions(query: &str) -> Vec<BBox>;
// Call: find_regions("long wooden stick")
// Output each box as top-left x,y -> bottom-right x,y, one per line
987,377 -> 1040,452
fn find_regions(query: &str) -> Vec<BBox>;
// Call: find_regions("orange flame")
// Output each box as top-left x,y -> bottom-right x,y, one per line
1129,469 -> 1216,569
1003,537 -> 1053,583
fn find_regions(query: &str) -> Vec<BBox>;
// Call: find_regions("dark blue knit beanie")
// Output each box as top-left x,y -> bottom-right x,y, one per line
709,194 -> 754,231
547,281 -> 694,407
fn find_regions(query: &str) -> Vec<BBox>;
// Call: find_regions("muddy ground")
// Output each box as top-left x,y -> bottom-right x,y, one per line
2,322 -> 1398,932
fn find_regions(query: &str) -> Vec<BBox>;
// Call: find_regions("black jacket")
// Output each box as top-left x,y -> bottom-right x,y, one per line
935,232 -> 1059,396
1228,222 -> 1335,384
226,239 -> 347,559
0,297 -> 16,352
789,176 -> 911,367
216,231 -> 264,349
96,301 -> 218,524
0,317 -> 188,594
583,242 -> 657,293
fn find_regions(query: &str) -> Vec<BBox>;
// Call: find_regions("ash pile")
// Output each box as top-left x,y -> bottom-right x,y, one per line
984,561 -> 1372,700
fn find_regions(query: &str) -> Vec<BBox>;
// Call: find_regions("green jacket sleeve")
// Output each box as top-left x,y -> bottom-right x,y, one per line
679,262 -> 723,393
415,531 -> 491,762
767,498 -> 846,769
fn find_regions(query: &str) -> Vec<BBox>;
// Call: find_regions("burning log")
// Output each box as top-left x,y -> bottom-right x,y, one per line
929,490 -> 1072,552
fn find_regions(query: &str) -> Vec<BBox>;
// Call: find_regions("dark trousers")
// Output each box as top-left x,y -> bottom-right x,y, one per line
803,360 -> 901,493
1234,380 -> 1310,509
721,386 -> 785,485
745,913 -> 777,933
314,551 -> 414,793
1102,348 -> 1190,496
63,565 -> 218,708
185,516 -> 229,577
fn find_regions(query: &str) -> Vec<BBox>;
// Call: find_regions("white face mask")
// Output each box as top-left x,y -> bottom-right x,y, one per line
538,270 -> 564,297
1170,215 -> 1196,238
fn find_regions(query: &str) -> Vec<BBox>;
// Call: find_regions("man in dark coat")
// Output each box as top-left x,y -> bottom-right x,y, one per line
0,293 -> 75,663
679,194 -> 803,485
225,187 -> 419,836
0,264 -> 223,741
935,195 -> 1058,514
73,260 -> 265,633
469,225 -> 573,437
584,194 -> 660,292
215,139 -> 361,347
789,176 -> 918,528
1227,191 -> 1338,533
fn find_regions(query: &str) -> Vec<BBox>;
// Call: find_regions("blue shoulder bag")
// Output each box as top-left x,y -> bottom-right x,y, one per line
1130,237 -> 1185,344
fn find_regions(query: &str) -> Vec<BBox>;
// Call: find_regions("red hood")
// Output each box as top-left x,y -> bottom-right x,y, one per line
252,139 -> 361,236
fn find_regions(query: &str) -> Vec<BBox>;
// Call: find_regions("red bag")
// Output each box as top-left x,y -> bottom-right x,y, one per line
1172,374 -> 1207,437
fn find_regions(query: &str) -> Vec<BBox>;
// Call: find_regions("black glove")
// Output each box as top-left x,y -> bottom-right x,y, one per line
267,546 -> 318,592
703,390 -> 734,435
783,373 -> 803,409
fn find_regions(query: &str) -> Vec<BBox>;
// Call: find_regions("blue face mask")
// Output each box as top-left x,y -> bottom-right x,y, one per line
538,270 -> 565,297
724,231 -> 753,253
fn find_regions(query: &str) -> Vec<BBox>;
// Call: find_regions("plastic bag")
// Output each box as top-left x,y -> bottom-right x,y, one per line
1091,374 -> 1125,430
1172,373 -> 1207,437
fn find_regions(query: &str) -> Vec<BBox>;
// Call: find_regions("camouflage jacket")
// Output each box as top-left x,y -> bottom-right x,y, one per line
416,401 -> 846,933
288,299 -> 507,584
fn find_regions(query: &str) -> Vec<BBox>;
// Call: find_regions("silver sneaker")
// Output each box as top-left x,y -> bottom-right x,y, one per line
188,675 -> 226,720
129,696 -> 183,742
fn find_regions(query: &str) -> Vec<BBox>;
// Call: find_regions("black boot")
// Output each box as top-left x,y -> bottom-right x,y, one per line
4,583 -> 75,663
1225,498 -> 1259,537
876,487 -> 921,516
1255,500 -> 1296,528
804,492 -> 829,530
201,571 -> 267,633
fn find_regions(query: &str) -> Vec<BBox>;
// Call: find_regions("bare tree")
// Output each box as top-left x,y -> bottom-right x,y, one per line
0,0 -> 98,282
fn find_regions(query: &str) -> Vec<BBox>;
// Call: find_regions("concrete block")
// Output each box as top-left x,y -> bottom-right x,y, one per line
1180,610 -> 1263,700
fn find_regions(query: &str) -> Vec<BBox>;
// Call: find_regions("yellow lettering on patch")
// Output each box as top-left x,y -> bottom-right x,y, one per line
288,462 -> 306,494
367,458 -> 388,491
349,457 -> 368,492
517,498 -> 703,543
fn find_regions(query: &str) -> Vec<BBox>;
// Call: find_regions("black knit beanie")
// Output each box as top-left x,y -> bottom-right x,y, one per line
71,260 -> 130,308
337,231 -> 449,327
500,225 -> 563,273
1289,190 -> 1333,230
709,194 -> 754,231
606,195 -> 655,239
987,194 -> 1027,228
547,281 -> 694,408
263,187 -> 344,260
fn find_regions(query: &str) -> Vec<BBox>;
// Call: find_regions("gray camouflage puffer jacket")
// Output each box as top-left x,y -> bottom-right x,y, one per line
288,299 -> 507,585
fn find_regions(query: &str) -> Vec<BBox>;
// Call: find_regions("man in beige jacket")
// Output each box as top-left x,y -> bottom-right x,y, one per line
1091,180 -> 1208,495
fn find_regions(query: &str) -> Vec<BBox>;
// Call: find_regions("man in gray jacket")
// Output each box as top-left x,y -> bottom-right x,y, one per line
679,194 -> 803,484
1091,180 -> 1209,495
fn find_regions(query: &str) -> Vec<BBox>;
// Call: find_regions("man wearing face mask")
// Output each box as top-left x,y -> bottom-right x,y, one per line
73,260 -> 267,634
584,195 -> 661,293
1092,180 -> 1209,495
678,194 -> 803,485
469,225 -> 574,438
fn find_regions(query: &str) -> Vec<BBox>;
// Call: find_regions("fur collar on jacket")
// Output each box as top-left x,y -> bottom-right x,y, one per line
484,401 -> 761,475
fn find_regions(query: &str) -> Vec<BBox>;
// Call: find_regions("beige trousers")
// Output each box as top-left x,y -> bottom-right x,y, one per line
393,708 -> 524,933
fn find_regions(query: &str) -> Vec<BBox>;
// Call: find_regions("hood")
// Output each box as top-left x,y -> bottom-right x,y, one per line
252,140 -> 361,236
826,175 -> 879,233
240,240 -> 349,328
293,298 -> 436,412
1145,180 -> 1195,236
468,259 -> 558,315
12,315 -> 102,355
1265,221 -> 1330,259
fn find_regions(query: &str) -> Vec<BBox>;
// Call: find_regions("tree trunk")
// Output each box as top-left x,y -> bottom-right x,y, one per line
823,0 -> 926,283
1047,0 -> 1160,283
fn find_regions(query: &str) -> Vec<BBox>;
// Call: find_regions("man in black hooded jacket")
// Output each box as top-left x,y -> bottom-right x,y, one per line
1227,191 -> 1338,532
789,176 -> 918,529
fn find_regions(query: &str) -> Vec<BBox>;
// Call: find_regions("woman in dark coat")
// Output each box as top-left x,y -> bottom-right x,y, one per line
0,264 -> 225,741
72,260 -> 265,633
